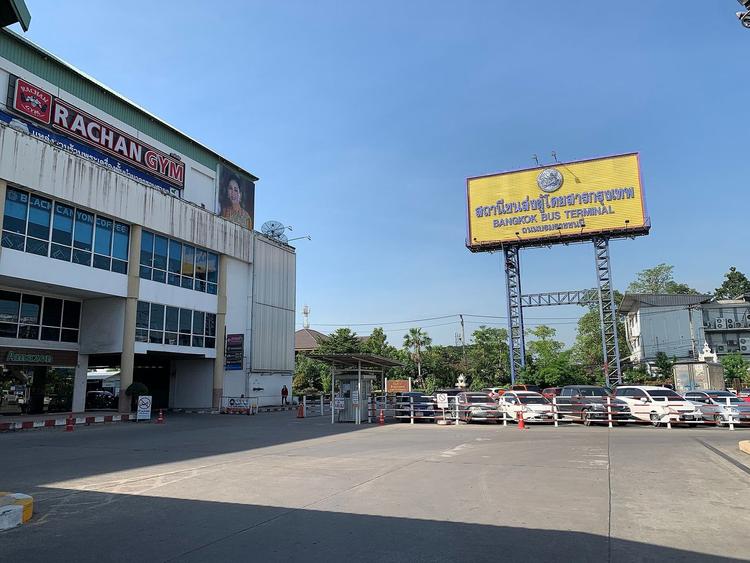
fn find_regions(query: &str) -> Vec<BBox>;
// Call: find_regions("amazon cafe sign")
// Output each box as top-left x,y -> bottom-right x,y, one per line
4,77 -> 185,193
1,347 -> 78,367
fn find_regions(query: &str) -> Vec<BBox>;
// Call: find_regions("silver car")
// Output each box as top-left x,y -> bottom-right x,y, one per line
684,390 -> 750,424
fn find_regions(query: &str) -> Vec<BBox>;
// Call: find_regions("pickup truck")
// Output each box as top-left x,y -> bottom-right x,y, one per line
554,385 -> 630,425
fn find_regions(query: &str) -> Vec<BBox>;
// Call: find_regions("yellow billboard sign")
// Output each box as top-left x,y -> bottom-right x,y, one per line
466,153 -> 649,250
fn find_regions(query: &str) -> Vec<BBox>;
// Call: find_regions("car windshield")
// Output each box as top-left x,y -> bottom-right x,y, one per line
518,395 -> 548,405
706,394 -> 743,405
577,388 -> 608,397
647,390 -> 683,400
466,395 -> 493,404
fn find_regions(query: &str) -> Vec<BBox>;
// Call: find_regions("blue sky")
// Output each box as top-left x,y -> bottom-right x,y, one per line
17,1 -> 750,347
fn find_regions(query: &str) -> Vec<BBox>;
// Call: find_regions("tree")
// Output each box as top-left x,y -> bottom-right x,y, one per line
316,328 -> 362,354
293,355 -> 328,394
403,328 -> 432,386
626,263 -> 697,294
720,352 -> 749,384
571,296 -> 628,379
653,351 -> 676,380
362,327 -> 395,357
521,325 -> 587,388
714,267 -> 750,300
467,326 -> 509,390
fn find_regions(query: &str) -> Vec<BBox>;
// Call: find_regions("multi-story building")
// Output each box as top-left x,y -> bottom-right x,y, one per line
0,29 -> 295,415
701,296 -> 750,357
620,294 -> 711,365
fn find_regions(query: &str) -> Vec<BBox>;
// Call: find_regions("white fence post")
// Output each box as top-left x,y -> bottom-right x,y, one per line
410,396 -> 414,425
553,396 -> 559,428
607,395 -> 613,429
303,395 -> 307,417
727,397 -> 735,431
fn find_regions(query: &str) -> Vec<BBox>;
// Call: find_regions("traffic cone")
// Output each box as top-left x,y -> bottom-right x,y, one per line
65,415 -> 74,432
157,409 -> 165,424
517,410 -> 526,430
297,403 -> 305,418
379,409 -> 385,425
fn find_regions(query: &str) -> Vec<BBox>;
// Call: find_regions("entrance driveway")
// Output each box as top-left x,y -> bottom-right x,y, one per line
1,413 -> 749,561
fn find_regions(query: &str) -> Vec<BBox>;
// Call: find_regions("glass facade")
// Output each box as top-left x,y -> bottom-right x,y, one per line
0,290 -> 80,343
2,188 -> 129,275
135,300 -> 216,349
140,230 -> 218,295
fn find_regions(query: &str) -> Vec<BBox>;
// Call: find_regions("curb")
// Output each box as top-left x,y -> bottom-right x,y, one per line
740,441 -> 750,456
0,414 -> 131,433
0,493 -> 33,530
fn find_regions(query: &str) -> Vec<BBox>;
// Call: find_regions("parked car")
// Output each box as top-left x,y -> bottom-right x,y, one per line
85,390 -> 117,410
613,386 -> 702,427
510,384 -> 541,393
541,387 -> 562,401
684,390 -> 750,424
456,392 -> 503,423
395,392 -> 435,421
555,385 -> 630,425
498,391 -> 554,423
737,389 -> 750,403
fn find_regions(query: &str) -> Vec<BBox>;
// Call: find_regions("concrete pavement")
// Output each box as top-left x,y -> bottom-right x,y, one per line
0,413 -> 748,561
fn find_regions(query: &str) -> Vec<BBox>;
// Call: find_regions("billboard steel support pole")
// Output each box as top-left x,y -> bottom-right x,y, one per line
504,245 -> 525,383
593,237 -> 622,386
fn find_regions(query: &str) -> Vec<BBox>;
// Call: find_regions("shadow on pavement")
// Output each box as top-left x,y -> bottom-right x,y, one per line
1,491 -> 740,562
0,412 -> 373,486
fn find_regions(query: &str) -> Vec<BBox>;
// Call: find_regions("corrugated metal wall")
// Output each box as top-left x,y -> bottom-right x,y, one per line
251,236 -> 296,372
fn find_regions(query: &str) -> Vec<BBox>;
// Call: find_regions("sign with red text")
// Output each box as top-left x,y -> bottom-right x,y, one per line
9,77 -> 185,189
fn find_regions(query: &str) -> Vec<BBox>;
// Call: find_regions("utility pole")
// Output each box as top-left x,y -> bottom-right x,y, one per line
459,314 -> 466,372
688,305 -> 697,359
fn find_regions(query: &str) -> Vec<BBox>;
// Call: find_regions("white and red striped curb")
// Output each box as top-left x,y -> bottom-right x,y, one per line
0,414 -> 131,432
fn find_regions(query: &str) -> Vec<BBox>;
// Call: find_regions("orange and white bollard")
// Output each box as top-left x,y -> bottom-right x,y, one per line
65,415 -> 74,432
157,409 -> 165,424
379,409 -> 385,426
517,410 -> 526,430
297,403 -> 305,418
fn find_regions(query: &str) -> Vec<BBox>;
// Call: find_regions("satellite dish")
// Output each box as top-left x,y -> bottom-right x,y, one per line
261,220 -> 286,239
278,233 -> 288,244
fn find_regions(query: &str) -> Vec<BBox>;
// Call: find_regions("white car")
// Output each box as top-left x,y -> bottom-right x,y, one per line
613,386 -> 703,427
498,391 -> 554,423
684,390 -> 750,424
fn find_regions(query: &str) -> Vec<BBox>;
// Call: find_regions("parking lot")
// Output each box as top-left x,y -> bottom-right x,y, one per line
1,412 -> 749,562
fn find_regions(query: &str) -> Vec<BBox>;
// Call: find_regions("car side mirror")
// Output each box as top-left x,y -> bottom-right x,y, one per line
639,398 -> 649,404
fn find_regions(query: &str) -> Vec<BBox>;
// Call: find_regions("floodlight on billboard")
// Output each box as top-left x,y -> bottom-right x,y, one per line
466,153 -> 649,251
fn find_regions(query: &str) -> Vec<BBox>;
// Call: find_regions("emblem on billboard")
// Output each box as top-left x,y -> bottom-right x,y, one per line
13,78 -> 52,124
537,168 -> 564,193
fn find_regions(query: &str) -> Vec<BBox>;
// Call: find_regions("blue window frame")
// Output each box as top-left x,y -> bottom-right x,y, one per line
73,209 -> 94,266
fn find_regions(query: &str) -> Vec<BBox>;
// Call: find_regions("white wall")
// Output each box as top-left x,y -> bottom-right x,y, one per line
638,306 -> 696,361
0,247 -> 128,297
79,297 -> 125,354
172,358 -> 213,409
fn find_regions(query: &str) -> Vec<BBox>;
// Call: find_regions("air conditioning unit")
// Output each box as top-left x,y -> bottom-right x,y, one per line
740,338 -> 750,352
717,345 -> 726,352
715,318 -> 726,329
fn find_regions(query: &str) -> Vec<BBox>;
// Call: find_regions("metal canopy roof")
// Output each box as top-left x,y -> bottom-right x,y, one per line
619,293 -> 711,314
0,0 -> 30,31
309,353 -> 403,369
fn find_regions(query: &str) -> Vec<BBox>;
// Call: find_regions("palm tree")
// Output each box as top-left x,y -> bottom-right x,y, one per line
403,328 -> 432,387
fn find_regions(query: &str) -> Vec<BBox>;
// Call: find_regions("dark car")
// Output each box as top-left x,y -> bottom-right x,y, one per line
542,387 -> 562,400
456,392 -> 503,423
555,385 -> 630,425
85,390 -> 117,410
396,392 -> 435,421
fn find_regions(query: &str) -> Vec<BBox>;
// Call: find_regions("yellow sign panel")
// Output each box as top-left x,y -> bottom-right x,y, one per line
466,153 -> 649,250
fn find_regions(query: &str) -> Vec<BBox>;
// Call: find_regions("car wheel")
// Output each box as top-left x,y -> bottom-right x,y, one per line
583,410 -> 592,427
650,412 -> 662,427
465,413 -> 472,424
713,413 -> 723,426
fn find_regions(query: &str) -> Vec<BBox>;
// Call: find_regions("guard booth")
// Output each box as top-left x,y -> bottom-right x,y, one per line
310,353 -> 403,424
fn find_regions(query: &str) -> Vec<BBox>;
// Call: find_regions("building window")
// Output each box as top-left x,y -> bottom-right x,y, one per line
0,289 -> 78,342
137,301 -> 217,350
2,188 -> 28,250
93,216 -> 113,271
149,303 -> 164,344
0,188 -> 129,274
140,231 -> 218,295
167,240 -> 181,286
